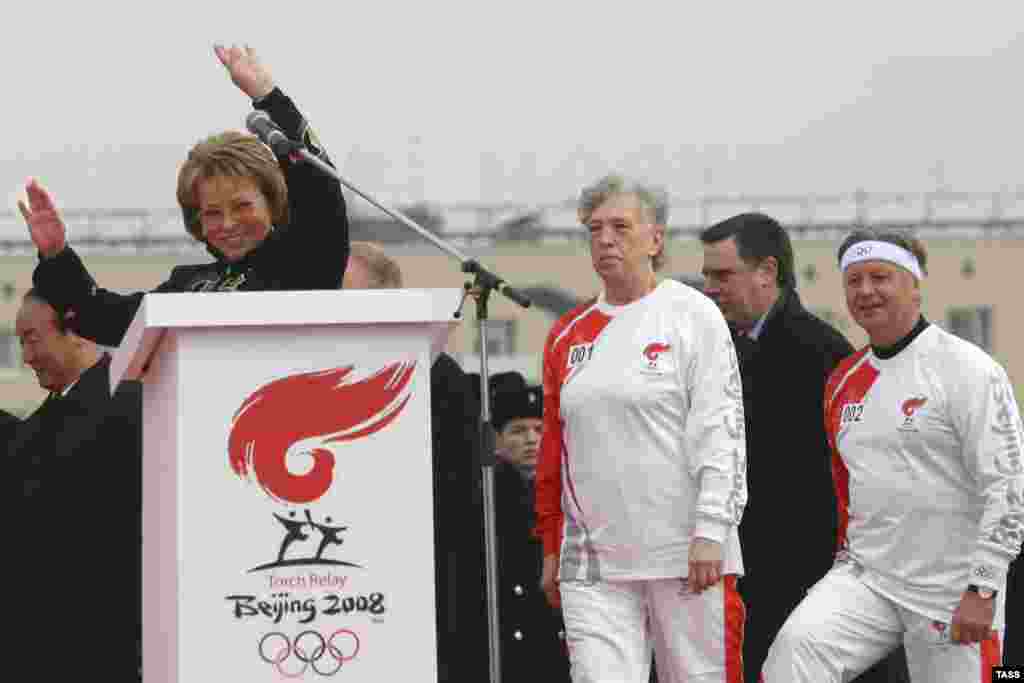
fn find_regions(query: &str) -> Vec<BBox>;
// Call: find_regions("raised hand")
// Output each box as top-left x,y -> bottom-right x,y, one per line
213,44 -> 275,100
18,178 -> 67,258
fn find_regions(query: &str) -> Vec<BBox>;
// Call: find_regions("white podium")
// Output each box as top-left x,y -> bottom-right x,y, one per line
112,289 -> 463,682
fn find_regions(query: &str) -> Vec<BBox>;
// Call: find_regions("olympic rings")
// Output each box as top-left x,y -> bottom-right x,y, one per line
258,629 -> 361,677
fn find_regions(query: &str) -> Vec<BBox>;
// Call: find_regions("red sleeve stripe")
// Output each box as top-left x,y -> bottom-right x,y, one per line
831,449 -> 852,552
824,350 -> 879,553
535,300 -> 613,556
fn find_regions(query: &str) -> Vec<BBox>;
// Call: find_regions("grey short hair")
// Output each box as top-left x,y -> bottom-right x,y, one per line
577,174 -> 669,271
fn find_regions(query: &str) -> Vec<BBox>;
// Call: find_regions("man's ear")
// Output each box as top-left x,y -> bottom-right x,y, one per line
651,224 -> 666,255
62,308 -> 78,335
759,256 -> 779,285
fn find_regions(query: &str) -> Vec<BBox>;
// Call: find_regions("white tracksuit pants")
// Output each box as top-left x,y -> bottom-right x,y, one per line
762,562 -> 1004,682
560,575 -> 746,683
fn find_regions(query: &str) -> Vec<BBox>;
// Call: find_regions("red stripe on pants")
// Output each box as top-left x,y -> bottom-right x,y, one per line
981,632 -> 1002,680
723,575 -> 746,683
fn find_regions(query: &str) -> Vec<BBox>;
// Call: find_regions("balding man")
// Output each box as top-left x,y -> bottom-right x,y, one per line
342,241 -> 403,289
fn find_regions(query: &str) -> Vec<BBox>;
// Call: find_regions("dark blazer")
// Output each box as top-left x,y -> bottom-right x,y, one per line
734,290 -> 853,681
495,462 -> 571,682
0,409 -> 17,451
6,355 -> 142,680
430,353 -> 490,683
736,290 -> 853,587
31,87 -> 349,348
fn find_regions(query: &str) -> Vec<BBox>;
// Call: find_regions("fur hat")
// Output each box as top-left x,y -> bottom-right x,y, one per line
465,371 -> 543,430
488,371 -> 542,432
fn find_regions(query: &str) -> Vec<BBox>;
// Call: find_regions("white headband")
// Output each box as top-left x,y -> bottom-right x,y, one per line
840,240 -> 923,280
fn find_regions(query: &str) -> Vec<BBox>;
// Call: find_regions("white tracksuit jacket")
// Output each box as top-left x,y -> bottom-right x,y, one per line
825,323 -> 1024,626
534,280 -> 748,582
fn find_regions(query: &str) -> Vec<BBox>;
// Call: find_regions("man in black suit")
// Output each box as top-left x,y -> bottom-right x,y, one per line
342,242 -> 489,682
7,288 -> 142,680
701,214 -> 907,683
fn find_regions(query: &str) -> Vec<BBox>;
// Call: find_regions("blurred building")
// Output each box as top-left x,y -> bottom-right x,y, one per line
2,190 -> 1022,415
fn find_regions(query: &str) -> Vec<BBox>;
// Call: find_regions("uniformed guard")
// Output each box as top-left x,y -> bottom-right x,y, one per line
489,371 -> 572,683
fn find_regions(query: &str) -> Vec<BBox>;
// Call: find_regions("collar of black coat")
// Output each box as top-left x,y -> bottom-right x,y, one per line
204,225 -> 283,274
731,287 -> 792,342
758,286 -> 788,337
57,353 -> 112,405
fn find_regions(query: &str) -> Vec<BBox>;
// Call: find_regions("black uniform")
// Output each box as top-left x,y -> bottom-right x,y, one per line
479,371 -> 572,683
31,87 -> 349,347
495,461 -> 571,682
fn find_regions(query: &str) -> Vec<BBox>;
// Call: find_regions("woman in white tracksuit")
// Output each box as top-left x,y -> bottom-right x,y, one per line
534,174 -> 749,683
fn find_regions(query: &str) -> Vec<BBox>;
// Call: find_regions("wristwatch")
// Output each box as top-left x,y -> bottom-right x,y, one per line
967,584 -> 997,600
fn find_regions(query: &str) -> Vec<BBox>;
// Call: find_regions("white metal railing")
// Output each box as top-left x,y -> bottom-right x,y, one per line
4,190 -> 1024,253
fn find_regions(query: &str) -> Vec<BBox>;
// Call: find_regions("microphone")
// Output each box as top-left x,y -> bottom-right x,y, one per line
496,281 -> 531,308
461,260 -> 532,308
245,110 -> 297,157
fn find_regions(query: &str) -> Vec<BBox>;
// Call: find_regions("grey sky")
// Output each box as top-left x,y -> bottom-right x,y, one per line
2,1 -> 1023,213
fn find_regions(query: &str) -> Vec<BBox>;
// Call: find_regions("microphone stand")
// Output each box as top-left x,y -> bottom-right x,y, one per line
290,146 -> 530,683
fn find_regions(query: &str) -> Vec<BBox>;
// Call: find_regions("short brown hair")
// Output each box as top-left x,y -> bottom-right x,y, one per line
349,241 -> 403,288
700,213 -> 796,290
176,131 -> 288,240
837,228 -> 928,276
